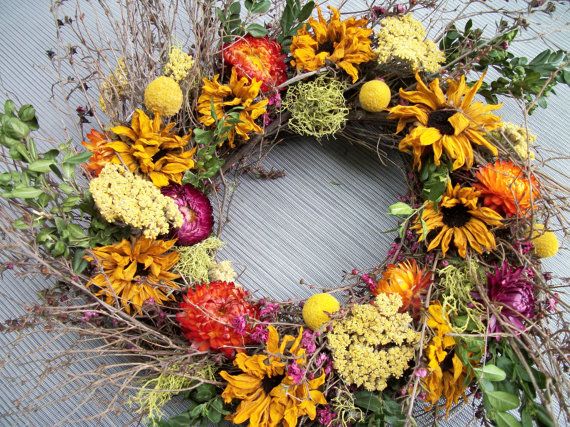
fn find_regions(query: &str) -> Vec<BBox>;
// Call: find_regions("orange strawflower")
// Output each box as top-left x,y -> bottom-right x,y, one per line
81,129 -> 116,176
474,160 -> 540,217
373,259 -> 432,313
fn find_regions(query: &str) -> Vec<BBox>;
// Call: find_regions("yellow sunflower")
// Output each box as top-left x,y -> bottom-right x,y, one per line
415,182 -> 502,258
422,303 -> 468,414
197,68 -> 268,148
107,109 -> 195,187
290,6 -> 376,83
85,237 -> 180,315
389,73 -> 502,171
220,325 -> 327,427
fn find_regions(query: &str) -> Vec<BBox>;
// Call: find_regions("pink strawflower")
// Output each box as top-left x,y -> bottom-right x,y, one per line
161,184 -> 214,245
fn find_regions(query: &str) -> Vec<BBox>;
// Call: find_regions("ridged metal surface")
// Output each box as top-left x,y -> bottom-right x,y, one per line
0,0 -> 568,425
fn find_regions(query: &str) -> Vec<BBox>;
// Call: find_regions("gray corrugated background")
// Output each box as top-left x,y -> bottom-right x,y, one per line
0,0 -> 568,425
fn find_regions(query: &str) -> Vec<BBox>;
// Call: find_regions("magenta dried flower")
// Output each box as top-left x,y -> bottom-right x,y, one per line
301,329 -> 317,354
258,299 -> 280,319
486,261 -> 536,335
317,407 -> 336,426
231,315 -> 247,336
161,183 -> 214,245
250,323 -> 269,343
287,361 -> 306,385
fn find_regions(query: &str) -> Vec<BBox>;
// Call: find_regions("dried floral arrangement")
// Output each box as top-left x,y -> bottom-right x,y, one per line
1,0 -> 569,426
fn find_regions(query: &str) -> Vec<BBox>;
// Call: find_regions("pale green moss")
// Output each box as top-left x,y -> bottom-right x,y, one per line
175,237 -> 224,282
282,75 -> 349,139
439,261 -> 486,334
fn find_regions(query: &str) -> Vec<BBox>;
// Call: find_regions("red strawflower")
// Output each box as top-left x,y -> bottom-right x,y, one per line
223,36 -> 288,92
176,281 -> 259,357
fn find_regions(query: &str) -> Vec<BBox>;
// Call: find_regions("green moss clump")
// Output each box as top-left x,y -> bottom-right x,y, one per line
283,75 -> 349,139
439,260 -> 486,334
174,237 -> 224,283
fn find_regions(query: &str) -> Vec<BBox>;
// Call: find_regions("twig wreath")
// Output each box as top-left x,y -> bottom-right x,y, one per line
0,1 -> 569,426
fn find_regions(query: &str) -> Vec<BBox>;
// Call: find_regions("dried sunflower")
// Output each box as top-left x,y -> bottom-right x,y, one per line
107,109 -> 195,187
220,325 -> 327,426
197,68 -> 268,148
389,73 -> 502,171
290,6 -> 375,83
422,303 -> 468,414
474,160 -> 540,217
85,237 -> 180,315
415,182 -> 503,258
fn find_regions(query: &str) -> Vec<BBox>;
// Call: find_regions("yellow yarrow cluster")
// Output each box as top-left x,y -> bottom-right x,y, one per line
327,293 -> 419,391
375,14 -> 444,73
163,46 -> 195,82
497,122 -> 537,160
90,164 -> 182,239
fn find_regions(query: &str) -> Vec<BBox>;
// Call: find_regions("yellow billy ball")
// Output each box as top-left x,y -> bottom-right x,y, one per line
144,76 -> 183,116
532,227 -> 559,259
359,80 -> 391,112
302,293 -> 340,331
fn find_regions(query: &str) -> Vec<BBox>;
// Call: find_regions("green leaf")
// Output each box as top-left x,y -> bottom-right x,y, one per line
353,391 -> 383,415
229,1 -> 241,15
388,202 -> 414,217
12,218 -> 29,230
246,23 -> 268,37
153,410 -> 193,427
64,151 -> 92,165
250,0 -> 271,14
9,187 -> 43,199
18,105 -> 36,123
298,1 -> 315,22
4,117 -> 30,140
52,240 -> 67,257
72,249 -> 88,274
0,134 -> 21,148
193,128 -> 214,145
493,411 -> 522,427
486,391 -> 520,412
474,364 -> 507,382
4,99 -> 16,116
192,383 -> 217,403
28,159 -> 55,173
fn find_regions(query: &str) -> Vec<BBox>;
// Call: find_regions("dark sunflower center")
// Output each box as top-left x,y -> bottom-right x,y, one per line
319,40 -> 335,54
441,348 -> 456,372
153,148 -> 170,161
427,109 -> 456,136
261,373 -> 286,394
441,204 -> 470,228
